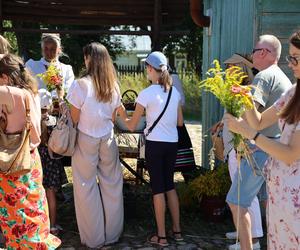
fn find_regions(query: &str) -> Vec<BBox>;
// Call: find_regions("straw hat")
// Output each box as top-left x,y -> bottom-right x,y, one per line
224,53 -> 255,84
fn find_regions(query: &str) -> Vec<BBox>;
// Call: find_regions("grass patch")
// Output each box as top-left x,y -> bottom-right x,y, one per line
118,72 -> 201,120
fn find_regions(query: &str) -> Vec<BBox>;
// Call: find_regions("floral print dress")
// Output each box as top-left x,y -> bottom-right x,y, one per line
0,150 -> 61,249
265,85 -> 300,249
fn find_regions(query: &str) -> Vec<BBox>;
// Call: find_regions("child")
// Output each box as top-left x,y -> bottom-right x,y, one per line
38,89 -> 68,236
118,51 -> 184,246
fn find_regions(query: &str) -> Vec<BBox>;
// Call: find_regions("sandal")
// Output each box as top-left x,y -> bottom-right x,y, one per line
147,234 -> 169,247
169,230 -> 184,242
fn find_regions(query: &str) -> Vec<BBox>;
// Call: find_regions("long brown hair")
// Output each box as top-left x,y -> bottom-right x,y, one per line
0,54 -> 38,94
280,31 -> 300,124
82,42 -> 118,103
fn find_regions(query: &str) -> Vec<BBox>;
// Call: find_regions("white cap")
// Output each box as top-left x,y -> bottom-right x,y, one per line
145,51 -> 168,71
38,89 -> 52,109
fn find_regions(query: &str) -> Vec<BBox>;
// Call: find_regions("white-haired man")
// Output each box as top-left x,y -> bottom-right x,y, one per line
226,35 -> 292,250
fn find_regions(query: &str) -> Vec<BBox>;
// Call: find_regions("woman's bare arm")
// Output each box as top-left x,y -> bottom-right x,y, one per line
244,102 -> 278,130
177,104 -> 184,126
224,113 -> 300,165
124,103 -> 145,132
69,104 -> 80,125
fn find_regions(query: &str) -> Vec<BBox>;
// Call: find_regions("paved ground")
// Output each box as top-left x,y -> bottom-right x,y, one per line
185,121 -> 202,166
57,121 -> 267,249
1,122 -> 268,249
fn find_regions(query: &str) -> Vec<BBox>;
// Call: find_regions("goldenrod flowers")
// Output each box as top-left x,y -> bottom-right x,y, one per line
200,60 -> 255,167
200,60 -> 253,118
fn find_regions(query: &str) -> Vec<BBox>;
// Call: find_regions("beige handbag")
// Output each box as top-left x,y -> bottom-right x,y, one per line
48,103 -> 77,156
0,95 -> 32,176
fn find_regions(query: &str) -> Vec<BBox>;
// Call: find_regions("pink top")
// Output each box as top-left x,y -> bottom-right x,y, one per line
0,86 -> 41,149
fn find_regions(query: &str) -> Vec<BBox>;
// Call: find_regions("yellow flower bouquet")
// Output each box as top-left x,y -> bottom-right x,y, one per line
200,60 -> 254,166
37,62 -> 63,92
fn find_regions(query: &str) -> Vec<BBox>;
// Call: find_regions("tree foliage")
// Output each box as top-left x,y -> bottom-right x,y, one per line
3,18 -> 203,75
161,16 -> 203,75
6,22 -> 125,76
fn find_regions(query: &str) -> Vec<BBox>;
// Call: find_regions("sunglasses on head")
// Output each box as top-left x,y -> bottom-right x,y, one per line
286,55 -> 300,66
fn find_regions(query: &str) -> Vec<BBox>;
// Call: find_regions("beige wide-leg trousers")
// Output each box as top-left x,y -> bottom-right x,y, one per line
72,130 -> 123,248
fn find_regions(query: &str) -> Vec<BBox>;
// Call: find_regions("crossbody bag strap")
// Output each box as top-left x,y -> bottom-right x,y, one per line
146,86 -> 172,137
24,93 -> 31,130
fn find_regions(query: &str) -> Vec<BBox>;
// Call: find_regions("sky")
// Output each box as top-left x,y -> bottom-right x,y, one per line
117,35 -> 151,51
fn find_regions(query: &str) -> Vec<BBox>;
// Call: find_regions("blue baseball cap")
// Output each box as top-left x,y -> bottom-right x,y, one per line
145,51 -> 168,70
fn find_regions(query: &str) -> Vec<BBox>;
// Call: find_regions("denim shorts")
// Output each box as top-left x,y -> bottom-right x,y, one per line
226,146 -> 268,208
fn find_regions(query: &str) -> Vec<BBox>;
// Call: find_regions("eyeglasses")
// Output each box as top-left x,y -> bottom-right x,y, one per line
252,48 -> 271,54
286,55 -> 300,66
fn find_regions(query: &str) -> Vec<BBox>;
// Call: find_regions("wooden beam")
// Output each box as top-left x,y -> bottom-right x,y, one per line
0,0 -> 2,34
2,27 -> 151,35
3,14 -> 154,26
8,0 -> 153,5
2,27 -> 189,36
2,0 -> 188,27
3,6 -> 154,19
8,0 -> 151,3
3,1 -> 154,14
152,0 -> 162,51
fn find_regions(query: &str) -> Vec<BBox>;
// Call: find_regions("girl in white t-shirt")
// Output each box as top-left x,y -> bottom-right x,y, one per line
118,51 -> 184,247
67,42 -> 123,249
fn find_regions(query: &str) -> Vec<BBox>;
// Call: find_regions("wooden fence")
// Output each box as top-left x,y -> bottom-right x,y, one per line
116,64 -> 196,80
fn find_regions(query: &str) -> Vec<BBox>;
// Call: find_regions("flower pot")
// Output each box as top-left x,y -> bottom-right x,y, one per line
200,196 -> 226,223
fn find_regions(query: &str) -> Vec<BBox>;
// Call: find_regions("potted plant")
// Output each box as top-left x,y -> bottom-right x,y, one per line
189,163 -> 231,222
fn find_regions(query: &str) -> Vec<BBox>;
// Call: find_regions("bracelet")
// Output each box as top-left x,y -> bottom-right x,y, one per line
253,132 -> 260,141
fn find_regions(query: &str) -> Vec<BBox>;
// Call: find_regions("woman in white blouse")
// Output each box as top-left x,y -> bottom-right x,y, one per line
67,42 -> 123,249
25,33 -> 74,97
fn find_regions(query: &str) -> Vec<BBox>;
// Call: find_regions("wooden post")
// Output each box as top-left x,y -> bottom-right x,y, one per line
152,0 -> 162,51
0,0 -> 3,34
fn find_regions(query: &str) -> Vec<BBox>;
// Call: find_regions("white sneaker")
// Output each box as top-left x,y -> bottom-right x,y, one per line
228,241 -> 260,250
225,231 -> 237,239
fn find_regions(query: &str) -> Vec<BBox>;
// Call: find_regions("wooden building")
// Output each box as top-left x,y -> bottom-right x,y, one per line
201,0 -> 300,166
0,0 -> 190,50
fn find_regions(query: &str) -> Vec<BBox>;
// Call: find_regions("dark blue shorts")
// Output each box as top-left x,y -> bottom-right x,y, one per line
145,140 -> 177,195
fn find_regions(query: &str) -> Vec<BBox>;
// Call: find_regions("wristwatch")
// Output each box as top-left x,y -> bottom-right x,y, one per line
250,132 -> 260,145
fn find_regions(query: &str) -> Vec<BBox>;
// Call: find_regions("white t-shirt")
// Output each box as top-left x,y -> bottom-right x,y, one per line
67,76 -> 121,138
26,58 -> 75,97
136,85 -> 181,142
